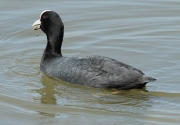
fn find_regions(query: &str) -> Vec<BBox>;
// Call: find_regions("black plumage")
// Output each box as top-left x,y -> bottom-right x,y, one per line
32,10 -> 156,89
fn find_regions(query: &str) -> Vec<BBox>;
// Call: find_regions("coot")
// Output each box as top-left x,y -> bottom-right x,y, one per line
32,10 -> 156,89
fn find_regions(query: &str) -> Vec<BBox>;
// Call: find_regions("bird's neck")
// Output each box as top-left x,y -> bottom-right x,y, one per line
42,31 -> 63,61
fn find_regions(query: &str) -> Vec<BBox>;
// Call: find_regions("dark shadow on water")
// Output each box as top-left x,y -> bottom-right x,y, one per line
35,74 -> 59,117
35,74 -> 155,116
38,76 -> 58,105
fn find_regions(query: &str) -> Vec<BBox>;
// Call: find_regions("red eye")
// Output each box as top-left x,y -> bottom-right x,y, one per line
41,15 -> 48,21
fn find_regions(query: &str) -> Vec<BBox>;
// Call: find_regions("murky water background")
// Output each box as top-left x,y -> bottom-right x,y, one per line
0,0 -> 180,124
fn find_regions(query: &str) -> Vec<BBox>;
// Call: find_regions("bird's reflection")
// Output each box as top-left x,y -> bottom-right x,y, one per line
36,74 -> 61,117
35,74 -> 152,117
39,75 -> 58,105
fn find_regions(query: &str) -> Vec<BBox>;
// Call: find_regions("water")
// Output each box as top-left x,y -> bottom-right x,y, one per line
0,0 -> 180,124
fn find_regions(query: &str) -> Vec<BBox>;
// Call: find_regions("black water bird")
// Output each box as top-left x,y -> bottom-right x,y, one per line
32,10 -> 156,89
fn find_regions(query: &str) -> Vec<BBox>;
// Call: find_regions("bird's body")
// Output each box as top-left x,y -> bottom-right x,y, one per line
41,55 -> 152,89
32,10 -> 156,89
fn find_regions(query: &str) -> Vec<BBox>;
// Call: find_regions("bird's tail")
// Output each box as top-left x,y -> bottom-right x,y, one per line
140,75 -> 156,83
147,77 -> 156,82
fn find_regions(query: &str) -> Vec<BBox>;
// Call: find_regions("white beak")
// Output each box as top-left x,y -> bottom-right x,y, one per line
32,19 -> 41,30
